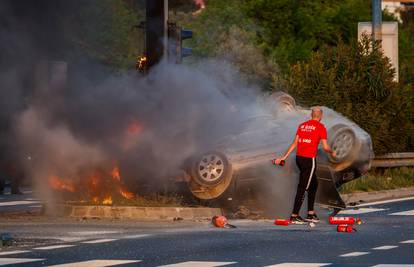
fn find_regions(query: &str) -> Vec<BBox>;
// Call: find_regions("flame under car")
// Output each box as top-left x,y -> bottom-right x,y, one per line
183,93 -> 374,209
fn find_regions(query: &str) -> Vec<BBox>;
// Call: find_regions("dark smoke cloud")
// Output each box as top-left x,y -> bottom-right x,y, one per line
0,0 -> 310,217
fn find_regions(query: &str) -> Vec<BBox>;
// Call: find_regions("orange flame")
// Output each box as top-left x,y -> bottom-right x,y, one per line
102,196 -> 113,205
49,165 -> 135,204
120,187 -> 135,200
111,166 -> 121,182
48,176 -> 75,192
136,55 -> 147,71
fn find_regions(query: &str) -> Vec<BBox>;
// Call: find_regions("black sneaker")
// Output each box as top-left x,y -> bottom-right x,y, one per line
306,214 -> 320,223
290,215 -> 306,224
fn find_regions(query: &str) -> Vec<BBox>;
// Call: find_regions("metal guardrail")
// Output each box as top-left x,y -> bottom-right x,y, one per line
371,153 -> 414,168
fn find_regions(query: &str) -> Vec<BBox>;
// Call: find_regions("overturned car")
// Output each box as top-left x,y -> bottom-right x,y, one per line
182,92 -> 374,210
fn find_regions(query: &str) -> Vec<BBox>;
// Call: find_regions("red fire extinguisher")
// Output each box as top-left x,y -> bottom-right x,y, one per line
271,159 -> 285,166
274,219 -> 290,226
337,224 -> 356,233
329,216 -> 362,225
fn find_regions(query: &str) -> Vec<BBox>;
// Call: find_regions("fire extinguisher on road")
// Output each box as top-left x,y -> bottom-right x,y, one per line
337,224 -> 356,233
329,216 -> 362,225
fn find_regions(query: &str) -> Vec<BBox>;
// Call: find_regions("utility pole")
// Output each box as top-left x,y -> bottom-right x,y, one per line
145,0 -> 168,69
372,0 -> 382,42
137,0 -> 192,72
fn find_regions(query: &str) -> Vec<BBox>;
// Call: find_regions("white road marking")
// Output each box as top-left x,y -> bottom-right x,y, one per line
400,240 -> 414,244
355,196 -> 414,207
339,251 -> 370,257
158,261 -> 237,267
372,245 -> 398,250
81,239 -> 117,244
389,210 -> 414,216
0,200 -> 40,207
372,265 -> 414,267
0,250 -> 30,256
68,231 -> 119,236
339,208 -> 385,214
264,263 -> 331,267
0,258 -> 44,265
33,244 -> 75,250
123,234 -> 151,239
47,259 -> 141,267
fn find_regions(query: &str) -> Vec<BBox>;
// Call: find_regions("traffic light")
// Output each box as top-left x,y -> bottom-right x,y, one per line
168,22 -> 193,63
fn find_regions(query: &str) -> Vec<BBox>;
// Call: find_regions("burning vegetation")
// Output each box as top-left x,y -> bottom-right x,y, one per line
48,166 -> 135,205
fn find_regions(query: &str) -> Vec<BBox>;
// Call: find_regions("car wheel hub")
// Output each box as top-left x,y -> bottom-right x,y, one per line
332,131 -> 354,160
198,154 -> 224,183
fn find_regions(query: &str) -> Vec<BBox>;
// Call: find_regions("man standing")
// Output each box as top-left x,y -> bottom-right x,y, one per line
274,107 -> 336,224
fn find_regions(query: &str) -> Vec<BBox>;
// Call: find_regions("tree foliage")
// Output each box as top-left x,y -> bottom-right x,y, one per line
286,36 -> 414,153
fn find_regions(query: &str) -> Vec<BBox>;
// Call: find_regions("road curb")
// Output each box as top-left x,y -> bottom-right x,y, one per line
43,205 -> 223,220
341,186 -> 414,204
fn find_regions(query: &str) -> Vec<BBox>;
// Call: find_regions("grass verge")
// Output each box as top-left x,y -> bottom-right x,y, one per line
339,167 -> 414,194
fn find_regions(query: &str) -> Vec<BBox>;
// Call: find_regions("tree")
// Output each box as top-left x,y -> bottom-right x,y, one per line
286,36 -> 414,154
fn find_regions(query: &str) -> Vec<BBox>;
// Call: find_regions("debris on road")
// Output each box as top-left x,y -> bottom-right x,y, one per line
0,233 -> 13,246
212,215 -> 236,228
329,216 -> 362,225
337,224 -> 356,233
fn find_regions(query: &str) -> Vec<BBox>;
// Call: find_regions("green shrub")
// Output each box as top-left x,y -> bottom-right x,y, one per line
340,167 -> 414,193
285,36 -> 414,154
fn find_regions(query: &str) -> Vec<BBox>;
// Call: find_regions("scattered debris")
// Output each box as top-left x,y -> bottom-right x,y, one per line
0,233 -> 13,247
337,224 -> 356,233
212,215 -> 236,228
329,216 -> 362,225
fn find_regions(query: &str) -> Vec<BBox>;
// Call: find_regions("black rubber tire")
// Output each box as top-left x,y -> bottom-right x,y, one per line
187,151 -> 234,200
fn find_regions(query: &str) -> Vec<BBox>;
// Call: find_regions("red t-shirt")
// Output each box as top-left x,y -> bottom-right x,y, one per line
296,120 -> 327,158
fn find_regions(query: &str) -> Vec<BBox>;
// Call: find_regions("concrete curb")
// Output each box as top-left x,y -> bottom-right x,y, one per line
43,205 -> 223,220
341,186 -> 414,205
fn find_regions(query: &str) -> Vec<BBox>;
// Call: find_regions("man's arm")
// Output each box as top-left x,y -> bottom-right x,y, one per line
274,135 -> 299,164
321,139 -> 337,157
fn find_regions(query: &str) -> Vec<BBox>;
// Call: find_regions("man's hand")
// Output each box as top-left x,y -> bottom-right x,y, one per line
331,150 -> 337,158
274,158 -> 284,165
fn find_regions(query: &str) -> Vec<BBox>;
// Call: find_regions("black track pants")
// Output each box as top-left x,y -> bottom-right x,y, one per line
292,156 -> 318,215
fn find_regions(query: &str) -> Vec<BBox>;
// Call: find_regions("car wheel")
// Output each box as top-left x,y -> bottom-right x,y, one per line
328,125 -> 359,169
269,92 -> 296,112
187,151 -> 234,200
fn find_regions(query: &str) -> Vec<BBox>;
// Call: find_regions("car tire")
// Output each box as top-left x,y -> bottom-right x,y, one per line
328,124 -> 359,170
187,151 -> 234,200
269,92 -> 296,112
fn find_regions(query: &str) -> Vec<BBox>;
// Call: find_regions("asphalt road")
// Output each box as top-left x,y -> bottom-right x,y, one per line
0,190 -> 414,266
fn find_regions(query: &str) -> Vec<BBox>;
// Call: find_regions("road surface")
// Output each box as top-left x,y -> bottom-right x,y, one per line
0,190 -> 414,266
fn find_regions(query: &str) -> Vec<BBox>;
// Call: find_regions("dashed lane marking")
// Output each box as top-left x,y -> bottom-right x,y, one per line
400,240 -> 414,244
158,261 -> 237,267
339,252 -> 370,257
0,200 -> 40,207
356,196 -> 414,207
47,259 -> 142,267
372,245 -> 398,250
389,210 -> 414,216
0,250 -> 30,256
0,258 -> 44,265
339,208 -> 385,214
264,263 -> 332,267
33,244 -> 76,250
81,239 -> 117,244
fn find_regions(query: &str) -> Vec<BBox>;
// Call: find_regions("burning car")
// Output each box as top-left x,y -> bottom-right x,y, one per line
182,92 -> 374,210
